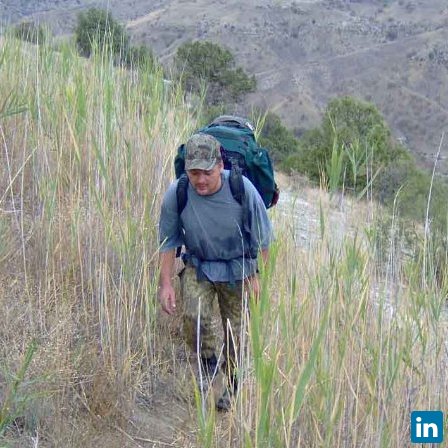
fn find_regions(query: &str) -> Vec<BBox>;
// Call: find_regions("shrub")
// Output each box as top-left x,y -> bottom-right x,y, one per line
283,128 -> 325,177
292,96 -> 408,192
374,154 -> 416,204
75,8 -> 129,58
174,40 -> 256,104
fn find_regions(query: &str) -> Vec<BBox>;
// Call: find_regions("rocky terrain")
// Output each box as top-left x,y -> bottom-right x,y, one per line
1,0 -> 448,174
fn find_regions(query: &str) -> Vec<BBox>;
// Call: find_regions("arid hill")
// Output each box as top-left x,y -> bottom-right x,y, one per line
2,0 -> 448,173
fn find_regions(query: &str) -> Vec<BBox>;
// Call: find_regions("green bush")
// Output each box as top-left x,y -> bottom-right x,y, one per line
221,67 -> 256,99
74,8 -> 157,72
283,128 -> 325,177
373,154 -> 416,203
291,96 -> 408,192
75,8 -> 129,58
401,173 -> 448,226
322,97 -> 391,158
174,40 -> 256,104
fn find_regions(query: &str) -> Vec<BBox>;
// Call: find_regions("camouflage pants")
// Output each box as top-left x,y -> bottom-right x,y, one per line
180,265 -> 247,376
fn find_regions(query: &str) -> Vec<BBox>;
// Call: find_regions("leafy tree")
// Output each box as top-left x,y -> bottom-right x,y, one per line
288,96 -> 408,192
221,67 -> 256,99
174,40 -> 256,104
75,8 -> 129,58
322,97 -> 391,156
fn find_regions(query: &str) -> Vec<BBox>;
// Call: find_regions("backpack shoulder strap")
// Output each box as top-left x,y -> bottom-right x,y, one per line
176,173 -> 189,215
175,174 -> 189,258
228,167 -> 245,206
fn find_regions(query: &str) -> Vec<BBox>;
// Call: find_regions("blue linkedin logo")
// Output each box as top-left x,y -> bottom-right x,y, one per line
411,411 -> 444,444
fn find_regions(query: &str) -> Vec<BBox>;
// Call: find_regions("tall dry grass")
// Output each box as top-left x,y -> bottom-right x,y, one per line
0,34 -> 447,448
193,187 -> 447,447
0,34 -> 195,444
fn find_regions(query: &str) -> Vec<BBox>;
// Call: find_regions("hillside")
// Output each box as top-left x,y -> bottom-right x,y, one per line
0,35 -> 447,448
2,0 -> 448,175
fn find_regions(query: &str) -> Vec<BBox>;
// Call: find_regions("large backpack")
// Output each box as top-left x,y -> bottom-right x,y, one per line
174,115 -> 279,210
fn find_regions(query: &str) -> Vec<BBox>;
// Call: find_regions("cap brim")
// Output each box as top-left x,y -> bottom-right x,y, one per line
185,159 -> 217,171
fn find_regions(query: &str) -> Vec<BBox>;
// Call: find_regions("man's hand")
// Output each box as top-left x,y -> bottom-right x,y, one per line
158,250 -> 176,315
159,284 -> 176,315
245,274 -> 260,301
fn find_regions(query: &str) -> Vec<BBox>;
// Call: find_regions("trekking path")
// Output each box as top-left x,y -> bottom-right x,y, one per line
275,172 -> 360,249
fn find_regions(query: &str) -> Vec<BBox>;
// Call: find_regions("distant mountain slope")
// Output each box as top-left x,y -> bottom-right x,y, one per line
2,0 -> 447,173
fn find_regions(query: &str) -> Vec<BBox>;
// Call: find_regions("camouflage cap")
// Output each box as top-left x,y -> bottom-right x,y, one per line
185,134 -> 221,171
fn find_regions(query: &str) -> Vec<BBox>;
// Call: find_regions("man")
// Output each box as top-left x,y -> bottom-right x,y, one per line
158,133 -> 273,411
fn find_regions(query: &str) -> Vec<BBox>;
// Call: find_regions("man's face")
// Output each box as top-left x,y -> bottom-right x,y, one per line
186,160 -> 223,196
